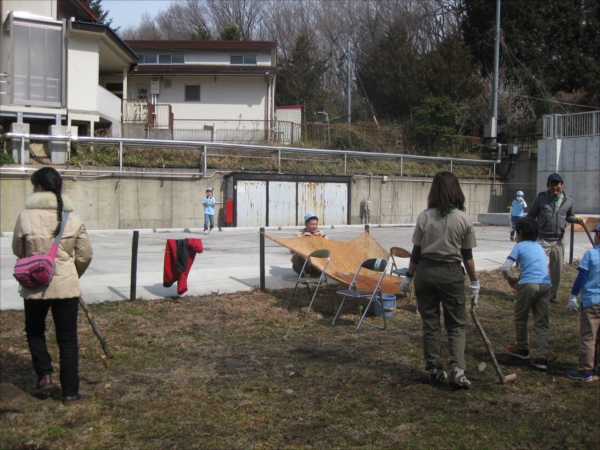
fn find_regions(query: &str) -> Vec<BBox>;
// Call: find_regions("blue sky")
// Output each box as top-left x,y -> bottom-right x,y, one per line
104,0 -> 173,31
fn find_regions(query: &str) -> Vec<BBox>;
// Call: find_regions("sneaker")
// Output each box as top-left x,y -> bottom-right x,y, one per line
510,236 -> 515,242
567,370 -> 593,381
449,367 -> 472,389
204,230 -> 208,235
507,344 -> 531,360
209,229 -> 213,234
428,368 -> 448,384
550,298 -> 560,304
530,358 -> 548,371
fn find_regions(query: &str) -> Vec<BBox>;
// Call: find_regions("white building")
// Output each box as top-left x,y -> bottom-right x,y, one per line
1,0 -> 280,151
0,0 -> 137,141
118,40 -> 277,141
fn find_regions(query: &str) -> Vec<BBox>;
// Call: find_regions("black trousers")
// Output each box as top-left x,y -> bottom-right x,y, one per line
24,297 -> 80,397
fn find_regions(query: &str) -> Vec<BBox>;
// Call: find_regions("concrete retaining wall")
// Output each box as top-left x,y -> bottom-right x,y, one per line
1,168 -> 534,233
537,136 -> 600,214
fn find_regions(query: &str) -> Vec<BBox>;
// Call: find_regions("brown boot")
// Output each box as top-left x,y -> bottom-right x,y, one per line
35,373 -> 55,392
62,392 -> 89,406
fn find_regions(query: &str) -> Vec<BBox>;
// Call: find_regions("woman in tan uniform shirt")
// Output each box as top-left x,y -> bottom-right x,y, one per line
401,172 -> 480,389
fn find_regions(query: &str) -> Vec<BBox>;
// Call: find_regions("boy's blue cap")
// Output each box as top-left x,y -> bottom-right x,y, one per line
206,187 -> 213,191
304,212 -> 318,223
593,223 -> 600,233
516,191 -> 524,196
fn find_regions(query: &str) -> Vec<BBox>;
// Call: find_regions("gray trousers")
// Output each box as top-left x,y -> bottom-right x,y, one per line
538,238 -> 564,301
514,283 -> 551,359
415,260 -> 466,371
578,304 -> 600,372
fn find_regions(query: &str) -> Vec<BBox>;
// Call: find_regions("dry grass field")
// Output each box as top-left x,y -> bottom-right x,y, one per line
1,264 -> 598,449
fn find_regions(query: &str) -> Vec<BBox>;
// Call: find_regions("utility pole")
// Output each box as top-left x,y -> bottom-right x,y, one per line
347,42 -> 351,125
490,0 -> 501,143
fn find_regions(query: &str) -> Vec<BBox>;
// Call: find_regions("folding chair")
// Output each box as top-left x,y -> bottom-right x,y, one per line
332,257 -> 388,333
389,246 -> 414,304
287,249 -> 334,314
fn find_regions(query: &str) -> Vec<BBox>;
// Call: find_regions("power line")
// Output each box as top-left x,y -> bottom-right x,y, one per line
499,91 -> 600,110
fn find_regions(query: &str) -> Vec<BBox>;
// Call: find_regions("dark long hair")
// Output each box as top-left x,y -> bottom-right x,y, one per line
31,167 -> 63,236
427,171 -> 466,215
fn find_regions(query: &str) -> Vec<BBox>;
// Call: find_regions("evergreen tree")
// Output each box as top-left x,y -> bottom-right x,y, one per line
461,0 -> 595,101
191,26 -> 212,41
356,21 -> 422,122
85,0 -> 114,29
275,32 -> 330,122
419,34 -> 483,103
219,25 -> 242,41
414,96 -> 463,153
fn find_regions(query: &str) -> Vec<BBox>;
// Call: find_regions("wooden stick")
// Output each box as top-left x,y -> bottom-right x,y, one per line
581,222 -> 595,248
79,296 -> 113,360
470,304 -> 506,384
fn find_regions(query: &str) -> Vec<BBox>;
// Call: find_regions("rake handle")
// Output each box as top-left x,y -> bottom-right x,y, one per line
470,304 -> 505,384
581,221 -> 595,248
79,296 -> 113,360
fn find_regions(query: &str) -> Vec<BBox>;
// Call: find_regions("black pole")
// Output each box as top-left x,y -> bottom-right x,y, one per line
260,227 -> 266,292
365,224 -> 370,234
569,223 -> 574,264
130,230 -> 139,301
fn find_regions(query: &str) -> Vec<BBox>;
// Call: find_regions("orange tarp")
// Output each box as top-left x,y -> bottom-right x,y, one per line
267,231 -> 402,295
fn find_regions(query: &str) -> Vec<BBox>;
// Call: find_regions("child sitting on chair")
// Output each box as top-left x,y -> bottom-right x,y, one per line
502,217 -> 552,371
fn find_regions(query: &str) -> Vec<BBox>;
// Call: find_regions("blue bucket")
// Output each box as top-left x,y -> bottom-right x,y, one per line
374,294 -> 397,318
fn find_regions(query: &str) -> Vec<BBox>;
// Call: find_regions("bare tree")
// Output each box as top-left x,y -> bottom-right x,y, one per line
204,0 -> 265,40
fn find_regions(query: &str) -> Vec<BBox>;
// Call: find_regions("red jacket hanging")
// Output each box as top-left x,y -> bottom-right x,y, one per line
163,238 -> 204,295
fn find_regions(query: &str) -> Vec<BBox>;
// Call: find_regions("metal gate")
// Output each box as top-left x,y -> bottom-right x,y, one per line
268,181 -> 297,226
230,174 -> 350,227
298,182 -> 347,226
236,180 -> 267,227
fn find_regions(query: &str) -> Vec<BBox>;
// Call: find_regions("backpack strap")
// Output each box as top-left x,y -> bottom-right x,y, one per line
47,212 -> 70,260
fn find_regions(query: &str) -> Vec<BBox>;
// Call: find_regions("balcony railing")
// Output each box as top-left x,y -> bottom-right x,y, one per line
543,111 -> 600,139
173,119 -> 300,144
123,100 -> 173,133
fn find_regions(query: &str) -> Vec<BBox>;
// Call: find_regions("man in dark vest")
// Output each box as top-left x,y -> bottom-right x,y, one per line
527,173 -> 583,304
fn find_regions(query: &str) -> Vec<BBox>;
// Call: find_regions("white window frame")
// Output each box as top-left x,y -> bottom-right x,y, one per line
230,55 -> 257,65
10,15 -> 64,107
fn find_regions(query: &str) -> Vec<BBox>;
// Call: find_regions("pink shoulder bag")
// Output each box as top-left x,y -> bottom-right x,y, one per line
13,212 -> 69,288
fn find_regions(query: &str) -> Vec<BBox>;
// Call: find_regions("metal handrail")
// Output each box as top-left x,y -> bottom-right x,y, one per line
1,133 -> 501,177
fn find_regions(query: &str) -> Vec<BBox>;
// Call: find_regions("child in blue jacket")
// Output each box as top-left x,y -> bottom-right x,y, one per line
566,222 -> 600,381
509,190 -> 527,241
502,217 -> 552,371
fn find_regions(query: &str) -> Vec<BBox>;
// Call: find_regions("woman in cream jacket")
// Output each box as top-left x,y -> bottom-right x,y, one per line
13,168 -> 92,405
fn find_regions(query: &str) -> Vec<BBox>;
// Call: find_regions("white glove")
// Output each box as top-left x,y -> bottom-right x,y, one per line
400,275 -> 413,293
467,280 -> 480,306
567,294 -> 579,313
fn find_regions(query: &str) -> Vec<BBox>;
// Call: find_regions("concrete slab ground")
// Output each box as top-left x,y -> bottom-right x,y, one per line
1,225 -> 594,310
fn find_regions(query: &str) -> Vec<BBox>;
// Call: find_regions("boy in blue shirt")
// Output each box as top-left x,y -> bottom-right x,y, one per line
502,217 -> 552,370
202,188 -> 219,235
566,223 -> 600,381
509,190 -> 527,241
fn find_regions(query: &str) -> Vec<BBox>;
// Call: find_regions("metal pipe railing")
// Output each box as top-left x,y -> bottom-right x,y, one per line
1,133 -> 501,177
